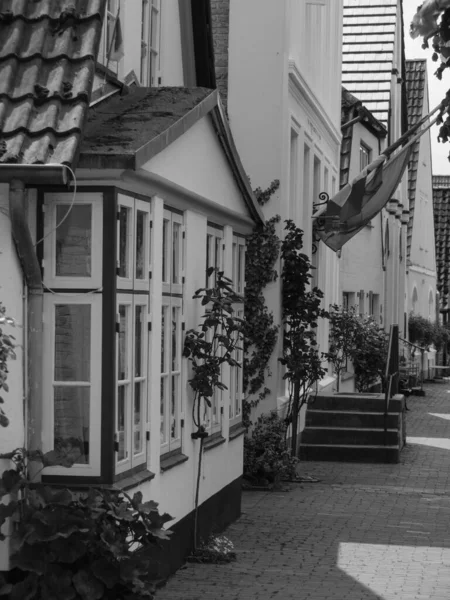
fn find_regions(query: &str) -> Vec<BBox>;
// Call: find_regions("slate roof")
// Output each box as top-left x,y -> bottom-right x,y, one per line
342,0 -> 398,127
405,59 -> 427,261
433,176 -> 450,306
0,0 -> 105,166
340,87 -> 387,188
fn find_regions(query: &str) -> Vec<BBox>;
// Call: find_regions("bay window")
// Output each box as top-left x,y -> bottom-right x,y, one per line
160,208 -> 185,455
116,194 -> 152,475
141,0 -> 161,86
230,235 -> 245,426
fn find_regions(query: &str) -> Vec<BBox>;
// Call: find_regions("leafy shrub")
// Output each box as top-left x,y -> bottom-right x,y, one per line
187,535 -> 236,564
0,302 -> 16,428
351,316 -> 388,392
325,304 -> 360,391
0,448 -> 172,600
408,313 -> 436,348
243,411 -> 298,487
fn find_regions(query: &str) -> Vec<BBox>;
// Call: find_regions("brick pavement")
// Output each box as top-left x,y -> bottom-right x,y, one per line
157,382 -> 450,600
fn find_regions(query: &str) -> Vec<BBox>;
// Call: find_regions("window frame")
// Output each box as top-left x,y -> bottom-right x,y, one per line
116,294 -> 149,475
360,142 -> 372,172
117,195 -> 151,292
42,294 -> 102,478
98,0 -> 119,73
141,0 -> 161,86
43,193 -> 103,290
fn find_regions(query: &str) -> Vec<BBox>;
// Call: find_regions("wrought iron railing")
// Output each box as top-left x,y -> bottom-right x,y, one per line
384,324 -> 399,445
399,336 -> 426,393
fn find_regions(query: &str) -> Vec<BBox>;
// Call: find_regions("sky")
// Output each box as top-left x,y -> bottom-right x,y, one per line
402,2 -> 450,175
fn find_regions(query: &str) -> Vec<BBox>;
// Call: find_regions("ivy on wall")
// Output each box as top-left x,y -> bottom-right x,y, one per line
242,181 -> 280,429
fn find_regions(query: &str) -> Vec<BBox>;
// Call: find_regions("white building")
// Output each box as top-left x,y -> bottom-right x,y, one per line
211,0 -> 344,418
0,0 -> 261,574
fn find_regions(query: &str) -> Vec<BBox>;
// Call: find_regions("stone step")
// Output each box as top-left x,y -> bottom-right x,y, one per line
309,392 -> 404,413
299,443 -> 400,464
301,427 -> 399,446
305,410 -> 400,429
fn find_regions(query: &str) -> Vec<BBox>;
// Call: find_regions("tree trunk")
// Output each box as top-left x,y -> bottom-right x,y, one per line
290,380 -> 300,457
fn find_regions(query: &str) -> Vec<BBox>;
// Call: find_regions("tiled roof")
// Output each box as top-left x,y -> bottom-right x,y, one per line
0,0 -> 105,166
342,0 -> 398,126
405,59 -> 426,260
433,176 -> 450,306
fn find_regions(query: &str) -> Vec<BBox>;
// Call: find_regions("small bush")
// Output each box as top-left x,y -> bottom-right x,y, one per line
351,315 -> 388,392
243,411 -> 298,487
0,448 -> 172,600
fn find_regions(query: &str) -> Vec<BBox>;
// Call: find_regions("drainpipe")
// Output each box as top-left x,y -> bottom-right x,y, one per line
5,166 -> 68,459
9,180 -> 44,455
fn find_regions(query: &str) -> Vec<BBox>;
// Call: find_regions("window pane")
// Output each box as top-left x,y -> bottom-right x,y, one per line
56,204 -> 92,277
135,305 -> 143,377
119,206 -> 131,278
117,384 -> 127,461
215,237 -> 220,270
55,304 -> 90,381
160,377 -> 166,444
134,381 -> 143,455
171,374 -> 178,440
136,210 -> 146,280
161,306 -> 167,372
118,305 -> 128,380
232,242 -> 237,289
238,245 -> 245,294
54,386 -> 90,464
171,307 -> 179,372
172,222 -> 181,284
162,218 -> 170,283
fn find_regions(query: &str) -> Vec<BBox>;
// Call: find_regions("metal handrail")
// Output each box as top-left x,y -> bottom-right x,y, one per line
384,325 -> 399,446
399,336 -> 425,392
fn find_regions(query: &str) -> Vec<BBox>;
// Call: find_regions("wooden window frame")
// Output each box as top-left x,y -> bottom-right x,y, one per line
43,193 -> 103,290
141,0 -> 162,86
42,294 -> 102,478
117,195 -> 151,292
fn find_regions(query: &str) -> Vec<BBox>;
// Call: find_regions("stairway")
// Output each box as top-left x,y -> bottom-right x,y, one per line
299,392 -> 406,464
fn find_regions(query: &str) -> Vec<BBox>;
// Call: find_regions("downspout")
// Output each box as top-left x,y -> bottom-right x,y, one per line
9,180 -> 44,455
6,166 -> 69,457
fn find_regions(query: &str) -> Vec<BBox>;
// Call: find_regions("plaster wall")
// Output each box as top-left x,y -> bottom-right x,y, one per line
143,116 -> 248,217
409,270 -> 436,320
0,184 -> 25,570
340,123 -> 385,317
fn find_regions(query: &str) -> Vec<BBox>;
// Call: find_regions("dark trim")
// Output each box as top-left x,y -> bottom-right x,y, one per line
229,422 -> 246,440
162,292 -> 183,298
178,0 -> 196,87
160,450 -> 189,472
117,288 -> 150,295
101,187 -> 117,483
163,204 -> 184,216
115,188 -> 152,203
203,432 -> 226,451
190,0 -> 216,89
114,461 -> 148,482
113,469 -> 155,491
149,475 -> 242,581
43,288 -> 102,294
207,220 -> 224,231
36,190 -> 44,277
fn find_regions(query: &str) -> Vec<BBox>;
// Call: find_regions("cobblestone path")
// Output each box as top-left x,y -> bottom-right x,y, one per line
157,383 -> 450,599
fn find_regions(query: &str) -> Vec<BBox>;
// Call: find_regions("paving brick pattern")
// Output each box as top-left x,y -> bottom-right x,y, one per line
157,383 -> 450,599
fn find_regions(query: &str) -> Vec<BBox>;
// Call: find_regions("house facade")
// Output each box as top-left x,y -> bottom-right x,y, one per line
341,0 -> 410,336
339,89 -> 387,334
0,0 -> 262,574
212,0 -> 344,419
405,60 -> 438,323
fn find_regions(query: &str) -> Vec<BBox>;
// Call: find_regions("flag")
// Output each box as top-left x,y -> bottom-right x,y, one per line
314,143 -> 412,253
108,14 -> 124,62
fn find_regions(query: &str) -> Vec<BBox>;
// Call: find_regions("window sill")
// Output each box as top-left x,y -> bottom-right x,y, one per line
160,450 -> 189,472
203,432 -> 226,451
113,469 -> 155,491
229,422 -> 246,440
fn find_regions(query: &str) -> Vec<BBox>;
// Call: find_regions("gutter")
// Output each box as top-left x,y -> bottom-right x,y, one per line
4,165 -> 68,456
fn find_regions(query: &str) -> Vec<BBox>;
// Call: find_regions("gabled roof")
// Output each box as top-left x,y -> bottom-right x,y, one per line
340,87 -> 386,188
342,0 -> 398,127
0,0 -> 105,166
80,86 -> 264,225
433,175 -> 450,306
405,59 -> 427,260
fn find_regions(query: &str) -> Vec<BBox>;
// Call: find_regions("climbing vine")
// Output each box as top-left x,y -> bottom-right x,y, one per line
242,181 -> 281,429
0,302 -> 15,428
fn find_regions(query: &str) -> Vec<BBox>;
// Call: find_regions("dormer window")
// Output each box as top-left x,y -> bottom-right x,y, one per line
98,0 -> 120,74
